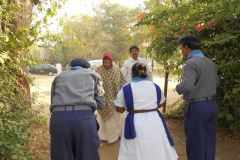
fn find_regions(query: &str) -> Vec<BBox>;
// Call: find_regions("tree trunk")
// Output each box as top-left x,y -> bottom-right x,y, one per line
1,0 -> 37,94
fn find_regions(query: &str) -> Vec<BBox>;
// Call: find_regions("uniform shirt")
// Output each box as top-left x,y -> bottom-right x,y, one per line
176,56 -> 219,101
50,68 -> 105,112
122,57 -> 153,83
114,81 -> 165,109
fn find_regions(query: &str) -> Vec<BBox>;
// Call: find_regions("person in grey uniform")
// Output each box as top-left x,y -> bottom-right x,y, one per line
50,58 -> 105,160
175,34 -> 219,160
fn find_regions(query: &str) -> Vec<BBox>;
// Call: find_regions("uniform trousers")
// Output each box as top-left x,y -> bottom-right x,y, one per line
184,99 -> 218,160
50,110 -> 100,160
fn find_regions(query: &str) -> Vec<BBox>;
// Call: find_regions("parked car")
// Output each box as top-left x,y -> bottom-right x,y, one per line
28,64 -> 57,76
89,60 -> 102,71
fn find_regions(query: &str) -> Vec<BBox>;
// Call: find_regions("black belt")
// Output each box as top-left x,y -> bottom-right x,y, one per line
187,97 -> 213,103
52,105 -> 92,112
127,107 -> 158,113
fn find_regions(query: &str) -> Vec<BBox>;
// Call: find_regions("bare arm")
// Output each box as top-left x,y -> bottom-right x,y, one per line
158,100 -> 166,108
116,106 -> 125,113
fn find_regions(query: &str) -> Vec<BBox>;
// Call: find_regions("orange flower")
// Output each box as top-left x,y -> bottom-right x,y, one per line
181,26 -> 186,32
164,23 -> 169,28
196,23 -> 204,32
137,11 -> 146,20
122,25 -> 127,29
171,14 -> 180,21
207,21 -> 217,30
150,24 -> 156,31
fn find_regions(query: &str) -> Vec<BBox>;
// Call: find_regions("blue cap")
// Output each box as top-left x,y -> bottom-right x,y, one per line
70,58 -> 90,68
179,34 -> 199,44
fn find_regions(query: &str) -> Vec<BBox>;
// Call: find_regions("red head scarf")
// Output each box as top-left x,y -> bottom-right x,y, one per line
102,53 -> 114,69
103,53 -> 114,61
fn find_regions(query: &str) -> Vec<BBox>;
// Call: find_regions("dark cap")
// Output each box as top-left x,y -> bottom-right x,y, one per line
179,34 -> 200,44
70,58 -> 90,68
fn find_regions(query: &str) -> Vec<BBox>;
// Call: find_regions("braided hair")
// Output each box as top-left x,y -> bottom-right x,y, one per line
132,62 -> 147,78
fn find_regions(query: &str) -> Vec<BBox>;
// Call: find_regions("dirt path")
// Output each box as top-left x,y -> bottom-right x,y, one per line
30,73 -> 240,160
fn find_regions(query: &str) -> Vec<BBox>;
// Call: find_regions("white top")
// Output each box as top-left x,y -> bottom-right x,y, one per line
122,57 -> 153,83
56,63 -> 61,69
114,81 -> 165,109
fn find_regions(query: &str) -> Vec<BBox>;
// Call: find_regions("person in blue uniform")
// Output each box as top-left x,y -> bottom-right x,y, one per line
50,58 -> 105,160
175,34 -> 219,160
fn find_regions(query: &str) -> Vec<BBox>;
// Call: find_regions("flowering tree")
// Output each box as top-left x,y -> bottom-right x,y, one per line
138,0 -> 240,132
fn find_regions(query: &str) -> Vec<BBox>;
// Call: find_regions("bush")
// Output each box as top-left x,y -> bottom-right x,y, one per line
138,0 -> 240,133
165,98 -> 185,119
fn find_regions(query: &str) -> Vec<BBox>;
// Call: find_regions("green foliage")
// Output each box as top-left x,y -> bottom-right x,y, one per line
138,0 -> 240,132
0,0 -> 64,159
0,61 -> 40,159
51,2 -> 147,65
165,98 -> 186,119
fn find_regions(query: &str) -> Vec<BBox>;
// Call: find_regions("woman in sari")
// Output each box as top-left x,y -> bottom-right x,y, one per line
95,53 -> 127,143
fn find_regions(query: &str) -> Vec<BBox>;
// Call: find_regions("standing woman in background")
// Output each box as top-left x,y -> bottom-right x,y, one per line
95,53 -> 127,143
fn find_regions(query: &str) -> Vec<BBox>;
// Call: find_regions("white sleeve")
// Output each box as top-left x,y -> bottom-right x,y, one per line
114,88 -> 126,108
121,62 -> 128,77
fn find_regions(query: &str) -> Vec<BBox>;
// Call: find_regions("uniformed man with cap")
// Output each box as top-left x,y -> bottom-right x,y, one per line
50,58 -> 105,160
175,34 -> 219,160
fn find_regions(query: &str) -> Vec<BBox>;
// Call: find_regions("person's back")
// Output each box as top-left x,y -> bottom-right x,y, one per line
56,62 -> 61,74
50,58 -> 105,160
115,62 -> 178,160
129,80 -> 159,110
181,56 -> 219,100
176,34 -> 219,160
51,68 -> 101,109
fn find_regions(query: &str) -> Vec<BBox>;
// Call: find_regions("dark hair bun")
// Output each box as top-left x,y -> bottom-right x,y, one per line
132,62 -> 148,78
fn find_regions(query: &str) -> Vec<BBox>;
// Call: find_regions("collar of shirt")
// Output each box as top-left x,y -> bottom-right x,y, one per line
70,66 -> 82,70
130,57 -> 140,62
188,50 -> 204,59
132,76 -> 148,82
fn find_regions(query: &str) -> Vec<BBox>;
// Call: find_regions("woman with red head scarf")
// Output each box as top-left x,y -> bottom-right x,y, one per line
95,53 -> 127,143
